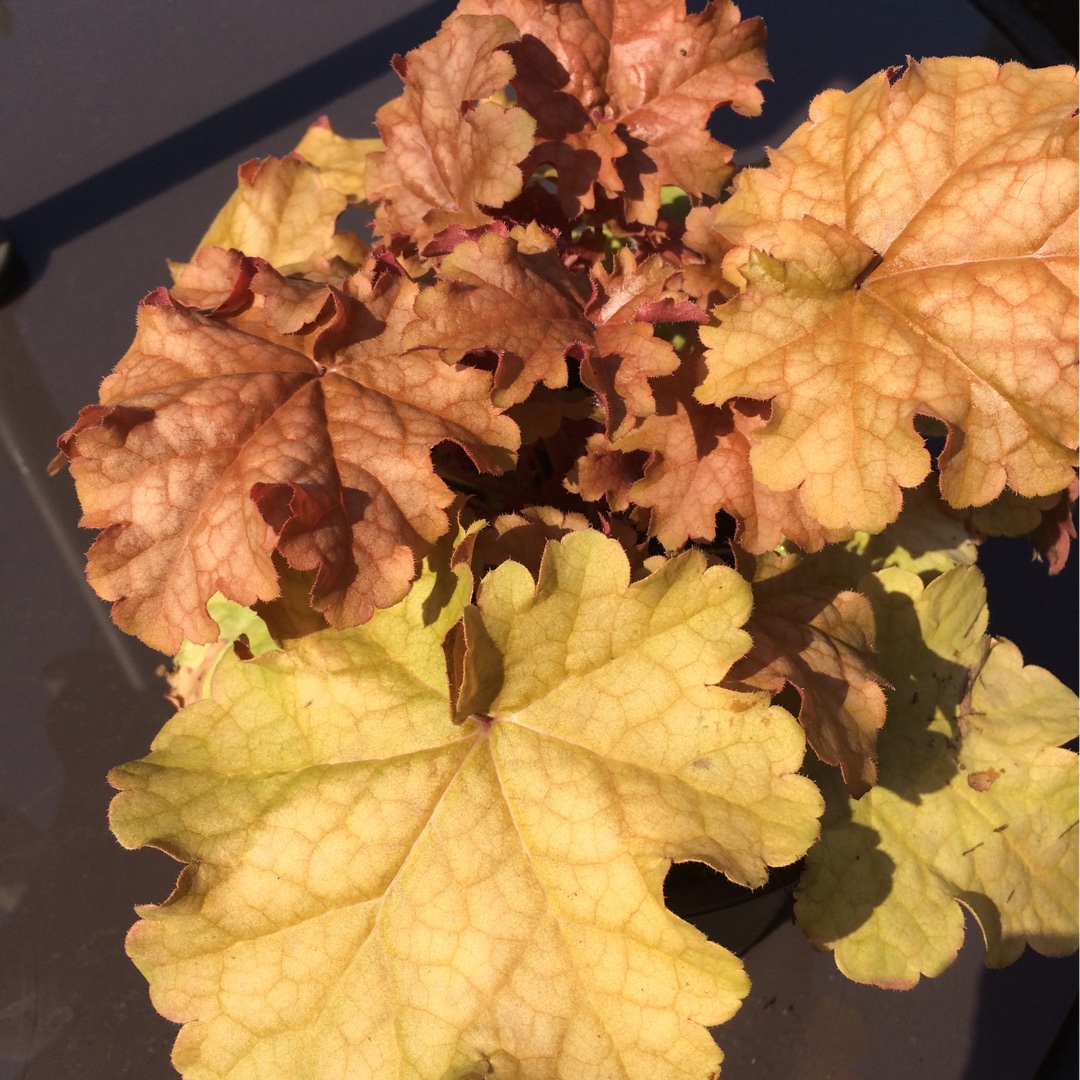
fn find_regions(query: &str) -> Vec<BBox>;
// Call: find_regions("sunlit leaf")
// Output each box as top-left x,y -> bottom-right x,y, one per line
366,14 -> 537,244
58,248 -> 518,652
698,58 -> 1079,533
194,154 -> 367,274
459,0 -> 767,223
110,532 -> 823,1079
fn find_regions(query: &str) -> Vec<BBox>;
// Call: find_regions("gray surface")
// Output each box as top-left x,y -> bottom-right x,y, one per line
0,2 -> 1075,1078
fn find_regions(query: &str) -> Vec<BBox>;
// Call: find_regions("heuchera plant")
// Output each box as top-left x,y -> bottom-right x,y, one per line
54,2 -> 1078,1077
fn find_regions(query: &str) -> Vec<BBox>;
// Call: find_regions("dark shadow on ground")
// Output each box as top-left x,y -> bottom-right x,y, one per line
6,0 -> 456,284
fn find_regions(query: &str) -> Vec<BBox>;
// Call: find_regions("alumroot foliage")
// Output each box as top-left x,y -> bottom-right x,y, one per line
57,2 -> 1078,1077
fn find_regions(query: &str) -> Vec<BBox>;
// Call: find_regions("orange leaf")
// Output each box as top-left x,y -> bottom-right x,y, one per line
367,14 -> 537,245
59,249 -> 518,653
406,230 -> 593,407
616,362 -> 848,551
698,59 -> 1079,534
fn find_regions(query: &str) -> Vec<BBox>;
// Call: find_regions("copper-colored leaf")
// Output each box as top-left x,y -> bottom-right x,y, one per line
59,249 -> 518,653
726,556 -> 887,797
566,431 -> 646,512
406,229 -> 593,406
410,233 -> 703,429
459,0 -> 768,222
581,248 -> 694,437
617,362 -> 848,551
366,14 -> 537,244
698,59 -> 1079,534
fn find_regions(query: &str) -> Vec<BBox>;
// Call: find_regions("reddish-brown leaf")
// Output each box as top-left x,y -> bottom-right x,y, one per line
581,248 -> 697,437
58,249 -> 518,653
366,14 -> 537,245
566,431 -> 646,512
725,556 -> 888,797
1030,477 -> 1079,574
458,0 -> 767,222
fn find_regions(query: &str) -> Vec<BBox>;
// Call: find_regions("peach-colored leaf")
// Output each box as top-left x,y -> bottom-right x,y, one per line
698,58 -> 1079,534
458,0 -> 767,222
366,14 -> 537,245
58,249 -> 518,653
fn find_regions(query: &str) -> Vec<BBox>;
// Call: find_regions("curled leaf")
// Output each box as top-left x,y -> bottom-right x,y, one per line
292,116 -> 384,203
194,154 -> 368,274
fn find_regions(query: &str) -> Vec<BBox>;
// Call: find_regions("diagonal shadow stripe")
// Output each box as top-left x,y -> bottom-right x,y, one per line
7,0 -> 455,267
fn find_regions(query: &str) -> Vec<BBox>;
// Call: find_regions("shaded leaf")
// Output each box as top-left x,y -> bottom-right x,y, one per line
698,58 -> 1079,534
725,557 -> 887,798
459,0 -> 768,222
1029,475 -> 1078,573
966,477 -> 1078,574
795,564 -> 1079,987
59,249 -> 518,653
406,229 -> 593,407
566,430 -> 646,512
110,532 -> 823,1079
581,248 -> 693,437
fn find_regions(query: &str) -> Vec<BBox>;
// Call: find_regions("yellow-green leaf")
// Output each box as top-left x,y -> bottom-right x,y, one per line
167,595 -> 278,709
110,533 -> 823,1079
795,564 -> 1079,988
194,152 -> 367,274
293,116 -> 384,204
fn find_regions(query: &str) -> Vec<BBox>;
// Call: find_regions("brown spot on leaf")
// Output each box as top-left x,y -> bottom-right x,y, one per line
967,769 -> 1000,791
